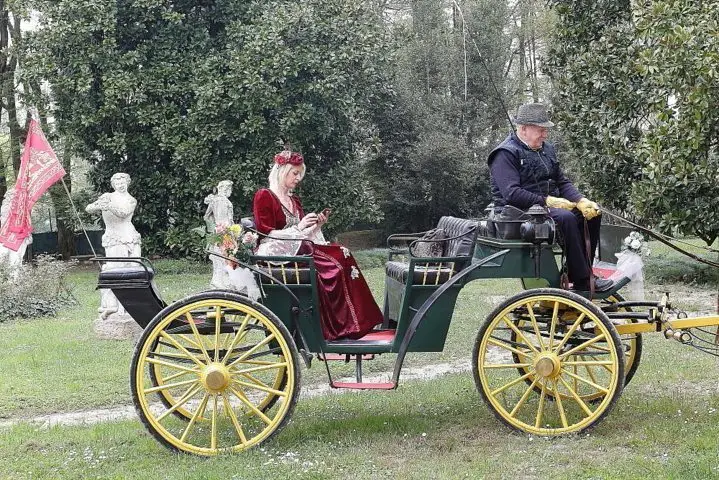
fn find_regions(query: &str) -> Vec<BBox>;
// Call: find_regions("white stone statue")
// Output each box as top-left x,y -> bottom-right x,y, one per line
86,173 -> 143,339
204,180 -> 234,289
0,188 -> 32,280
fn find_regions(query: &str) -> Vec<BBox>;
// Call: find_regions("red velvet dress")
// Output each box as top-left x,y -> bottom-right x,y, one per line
253,188 -> 383,340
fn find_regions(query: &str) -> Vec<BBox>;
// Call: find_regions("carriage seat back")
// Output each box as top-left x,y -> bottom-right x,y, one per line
255,261 -> 313,285
97,266 -> 166,328
436,216 -> 480,257
384,217 -> 478,287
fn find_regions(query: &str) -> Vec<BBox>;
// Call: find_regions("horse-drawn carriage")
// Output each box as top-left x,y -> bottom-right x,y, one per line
96,207 -> 719,455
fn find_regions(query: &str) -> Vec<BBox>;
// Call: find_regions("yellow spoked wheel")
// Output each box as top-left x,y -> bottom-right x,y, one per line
131,292 -> 300,455
148,327 -> 288,421
510,293 -> 641,404
473,288 -> 624,435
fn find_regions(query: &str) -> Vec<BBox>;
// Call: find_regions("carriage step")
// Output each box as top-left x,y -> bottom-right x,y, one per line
331,381 -> 397,390
318,354 -> 375,361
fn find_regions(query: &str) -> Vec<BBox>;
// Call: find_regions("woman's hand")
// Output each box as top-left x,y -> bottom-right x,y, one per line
316,211 -> 328,226
298,213 -> 319,230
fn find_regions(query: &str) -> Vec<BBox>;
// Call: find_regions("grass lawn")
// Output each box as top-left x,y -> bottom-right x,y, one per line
0,263 -> 524,419
1,250 -> 719,478
1,363 -> 718,479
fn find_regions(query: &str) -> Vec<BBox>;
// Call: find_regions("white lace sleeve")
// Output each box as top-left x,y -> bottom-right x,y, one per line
255,226 -> 306,257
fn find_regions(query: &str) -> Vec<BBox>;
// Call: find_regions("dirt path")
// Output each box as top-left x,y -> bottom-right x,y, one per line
0,360 -> 474,430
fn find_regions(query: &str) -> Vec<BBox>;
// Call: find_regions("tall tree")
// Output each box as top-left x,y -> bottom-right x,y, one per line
548,0 -> 719,244
631,0 -> 719,245
0,0 -> 27,199
371,0 -> 514,232
25,0 -> 393,256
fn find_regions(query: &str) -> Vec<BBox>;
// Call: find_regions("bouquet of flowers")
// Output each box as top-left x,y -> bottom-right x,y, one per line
622,231 -> 651,256
208,223 -> 259,264
610,230 -> 649,301
206,222 -> 261,300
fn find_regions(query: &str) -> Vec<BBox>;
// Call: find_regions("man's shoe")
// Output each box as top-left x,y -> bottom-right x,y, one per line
572,278 -> 613,293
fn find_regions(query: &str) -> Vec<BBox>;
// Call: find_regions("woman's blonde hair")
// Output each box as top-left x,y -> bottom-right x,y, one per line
268,162 -> 306,193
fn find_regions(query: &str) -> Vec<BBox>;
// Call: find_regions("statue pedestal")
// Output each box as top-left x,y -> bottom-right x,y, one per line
94,313 -> 143,341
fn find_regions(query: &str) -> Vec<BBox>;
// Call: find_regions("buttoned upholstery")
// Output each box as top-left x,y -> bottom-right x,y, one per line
385,216 -> 478,286
436,216 -> 479,257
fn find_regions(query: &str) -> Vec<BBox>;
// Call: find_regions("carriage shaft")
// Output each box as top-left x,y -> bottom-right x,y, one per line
610,315 -> 719,336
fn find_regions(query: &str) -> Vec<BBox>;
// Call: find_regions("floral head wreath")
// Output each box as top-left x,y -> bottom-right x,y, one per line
273,150 -> 304,166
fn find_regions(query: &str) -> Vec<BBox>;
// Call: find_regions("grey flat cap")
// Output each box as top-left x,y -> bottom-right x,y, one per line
513,103 -> 555,128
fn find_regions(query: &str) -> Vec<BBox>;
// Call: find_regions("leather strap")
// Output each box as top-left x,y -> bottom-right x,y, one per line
583,218 -> 594,299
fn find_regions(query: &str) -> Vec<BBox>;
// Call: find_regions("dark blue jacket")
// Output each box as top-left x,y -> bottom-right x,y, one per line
487,132 -> 582,209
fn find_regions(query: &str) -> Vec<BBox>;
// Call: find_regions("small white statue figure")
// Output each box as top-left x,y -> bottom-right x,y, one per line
0,189 -> 32,279
86,173 -> 142,327
204,180 -> 234,289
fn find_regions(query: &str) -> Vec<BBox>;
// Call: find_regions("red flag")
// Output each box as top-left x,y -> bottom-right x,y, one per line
0,119 -> 66,251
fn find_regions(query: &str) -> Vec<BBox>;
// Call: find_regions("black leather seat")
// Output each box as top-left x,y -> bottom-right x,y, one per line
384,216 -> 479,285
97,266 -> 165,329
99,267 -> 155,283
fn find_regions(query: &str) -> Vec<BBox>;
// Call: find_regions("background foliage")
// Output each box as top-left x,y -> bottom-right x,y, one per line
3,0 -> 716,254
0,255 -> 76,321
23,0 -> 392,255
548,0 -> 719,244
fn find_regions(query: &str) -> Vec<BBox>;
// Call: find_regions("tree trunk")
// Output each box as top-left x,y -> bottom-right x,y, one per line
517,0 -> 526,100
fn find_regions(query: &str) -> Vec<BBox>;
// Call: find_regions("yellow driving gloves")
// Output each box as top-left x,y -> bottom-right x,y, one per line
545,196 -> 576,210
577,197 -> 601,220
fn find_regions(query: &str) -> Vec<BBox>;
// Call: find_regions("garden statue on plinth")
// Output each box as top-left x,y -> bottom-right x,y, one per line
0,189 -> 32,280
85,173 -> 143,340
204,180 -> 234,289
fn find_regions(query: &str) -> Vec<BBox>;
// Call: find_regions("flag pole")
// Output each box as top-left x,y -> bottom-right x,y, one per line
27,107 -> 98,258
60,177 -> 98,257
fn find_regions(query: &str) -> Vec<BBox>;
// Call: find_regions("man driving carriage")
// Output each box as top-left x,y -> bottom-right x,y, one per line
488,103 -> 612,292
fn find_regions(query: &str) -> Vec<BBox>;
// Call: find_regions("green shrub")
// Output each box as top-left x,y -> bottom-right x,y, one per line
0,255 -> 78,322
353,249 -> 388,270
151,258 -> 212,275
644,255 -> 719,285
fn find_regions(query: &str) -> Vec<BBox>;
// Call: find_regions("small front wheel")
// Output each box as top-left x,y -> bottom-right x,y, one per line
473,288 -> 624,435
131,292 -> 300,455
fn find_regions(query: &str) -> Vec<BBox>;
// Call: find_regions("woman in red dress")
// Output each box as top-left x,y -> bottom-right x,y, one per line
253,150 -> 383,341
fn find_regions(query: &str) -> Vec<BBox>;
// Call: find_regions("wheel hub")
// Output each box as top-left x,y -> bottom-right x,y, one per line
534,353 -> 561,379
202,363 -> 231,392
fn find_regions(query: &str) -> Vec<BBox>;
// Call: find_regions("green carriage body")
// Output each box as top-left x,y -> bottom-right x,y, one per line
98,215 -> 711,456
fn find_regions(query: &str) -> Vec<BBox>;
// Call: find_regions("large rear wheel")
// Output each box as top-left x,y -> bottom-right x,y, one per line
131,292 -> 300,455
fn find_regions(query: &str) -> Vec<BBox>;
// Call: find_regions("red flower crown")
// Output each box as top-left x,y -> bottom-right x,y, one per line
274,150 -> 304,166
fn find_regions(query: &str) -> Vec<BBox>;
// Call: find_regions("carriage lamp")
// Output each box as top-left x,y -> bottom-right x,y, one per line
520,204 -> 553,244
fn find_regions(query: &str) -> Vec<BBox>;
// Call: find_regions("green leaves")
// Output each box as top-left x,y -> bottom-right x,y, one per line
549,0 -> 719,245
28,0 -> 394,255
